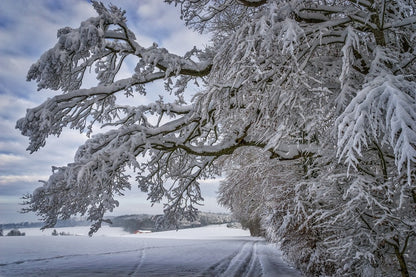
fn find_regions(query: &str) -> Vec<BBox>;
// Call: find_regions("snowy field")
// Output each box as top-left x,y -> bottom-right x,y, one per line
0,224 -> 301,276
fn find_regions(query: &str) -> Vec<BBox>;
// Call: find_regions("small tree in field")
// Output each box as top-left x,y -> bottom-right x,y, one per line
18,1 -> 415,275
6,229 -> 25,236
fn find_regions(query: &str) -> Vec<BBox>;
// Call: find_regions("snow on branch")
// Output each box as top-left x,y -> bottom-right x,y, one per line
26,1 -> 211,93
22,104 -> 253,233
18,0 -> 215,153
16,75 -> 165,153
337,74 -> 416,181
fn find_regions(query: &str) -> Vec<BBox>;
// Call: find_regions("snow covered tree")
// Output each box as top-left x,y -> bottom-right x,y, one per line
17,1 -> 415,275
218,147 -> 338,275
217,148 -> 268,236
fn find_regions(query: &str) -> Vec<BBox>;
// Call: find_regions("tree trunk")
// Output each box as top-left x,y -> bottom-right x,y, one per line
248,217 -> 264,237
394,245 -> 409,277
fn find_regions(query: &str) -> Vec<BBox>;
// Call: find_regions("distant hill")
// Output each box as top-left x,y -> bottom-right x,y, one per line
1,212 -> 234,234
108,212 -> 234,233
0,218 -> 91,230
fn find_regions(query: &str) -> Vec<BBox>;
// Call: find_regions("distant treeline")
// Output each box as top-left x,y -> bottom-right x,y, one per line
0,218 -> 91,230
109,212 -> 234,233
0,212 -> 234,234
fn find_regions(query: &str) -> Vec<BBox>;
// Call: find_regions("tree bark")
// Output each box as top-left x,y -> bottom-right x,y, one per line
394,245 -> 409,277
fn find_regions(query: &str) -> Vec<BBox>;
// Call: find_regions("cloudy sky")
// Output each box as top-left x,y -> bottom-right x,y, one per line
0,0 -> 227,223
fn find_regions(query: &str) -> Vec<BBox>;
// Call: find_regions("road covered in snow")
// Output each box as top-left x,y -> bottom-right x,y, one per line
0,224 -> 301,276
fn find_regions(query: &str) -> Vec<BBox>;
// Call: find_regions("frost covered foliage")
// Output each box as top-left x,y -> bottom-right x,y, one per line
17,0 -> 415,275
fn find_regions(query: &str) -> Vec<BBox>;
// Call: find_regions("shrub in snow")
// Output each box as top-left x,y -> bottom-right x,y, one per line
6,229 -> 25,236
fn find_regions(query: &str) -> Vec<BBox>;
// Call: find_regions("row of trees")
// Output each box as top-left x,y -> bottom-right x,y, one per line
17,1 -> 415,276
110,212 -> 232,233
0,229 -> 26,236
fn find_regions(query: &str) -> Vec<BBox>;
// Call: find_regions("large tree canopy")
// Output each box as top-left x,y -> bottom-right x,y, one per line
17,1 -> 415,276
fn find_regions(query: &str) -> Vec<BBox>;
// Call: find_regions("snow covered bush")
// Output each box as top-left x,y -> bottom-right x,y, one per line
6,229 -> 25,236
17,1 -> 415,276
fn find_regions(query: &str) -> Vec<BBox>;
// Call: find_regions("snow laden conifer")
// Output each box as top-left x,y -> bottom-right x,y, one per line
18,1 -> 415,275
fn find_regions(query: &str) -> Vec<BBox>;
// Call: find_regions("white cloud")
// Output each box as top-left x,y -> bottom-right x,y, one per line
0,1 -> 95,56
0,153 -> 24,166
0,175 -> 48,185
112,189 -> 164,215
0,93 -> 88,178
0,56 -> 32,86
0,199 -> 40,223
0,0 -> 96,101
0,94 -> 35,121
133,0 -> 211,55
136,0 -> 183,29
162,30 -> 211,56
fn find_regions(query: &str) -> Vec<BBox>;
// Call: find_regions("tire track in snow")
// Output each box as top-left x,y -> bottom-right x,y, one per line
245,241 -> 262,277
0,246 -> 157,267
128,242 -> 147,276
201,245 -> 244,275
0,249 -> 138,267
1,238 -> 301,276
201,241 -> 262,277
0,242 -> 205,268
201,240 -> 301,277
255,242 -> 301,277
220,241 -> 261,277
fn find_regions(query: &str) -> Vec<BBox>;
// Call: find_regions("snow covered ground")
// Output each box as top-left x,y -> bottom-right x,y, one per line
0,224 -> 301,276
